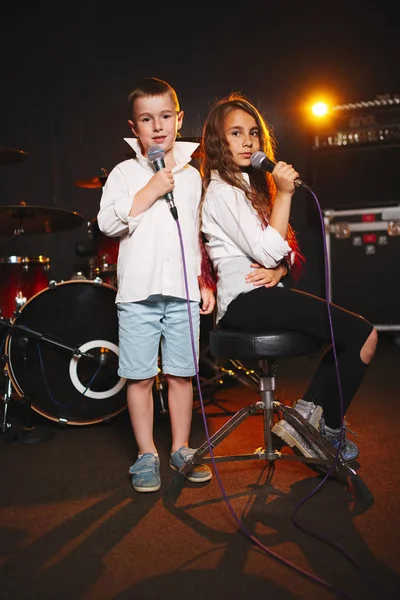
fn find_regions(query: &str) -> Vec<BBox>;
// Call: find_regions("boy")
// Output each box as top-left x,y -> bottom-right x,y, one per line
97,77 -> 215,492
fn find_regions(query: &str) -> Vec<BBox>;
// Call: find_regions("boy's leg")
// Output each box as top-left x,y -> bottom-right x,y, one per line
162,298 -> 212,482
117,298 -> 163,454
165,375 -> 193,452
161,298 -> 200,451
127,378 -> 157,455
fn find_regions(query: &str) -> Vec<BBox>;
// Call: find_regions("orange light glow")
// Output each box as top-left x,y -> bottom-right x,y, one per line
311,101 -> 329,117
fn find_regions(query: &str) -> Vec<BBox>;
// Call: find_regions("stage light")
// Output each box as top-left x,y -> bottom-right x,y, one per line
311,101 -> 329,118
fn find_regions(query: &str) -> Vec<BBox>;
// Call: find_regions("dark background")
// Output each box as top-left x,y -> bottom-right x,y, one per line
1,0 -> 399,298
1,8 -> 400,598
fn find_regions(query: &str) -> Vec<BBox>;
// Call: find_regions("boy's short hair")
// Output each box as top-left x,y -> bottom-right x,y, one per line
128,77 -> 180,119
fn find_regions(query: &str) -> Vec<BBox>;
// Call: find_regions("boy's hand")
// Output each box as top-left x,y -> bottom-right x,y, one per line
148,168 -> 175,200
130,169 -> 175,217
199,287 -> 215,315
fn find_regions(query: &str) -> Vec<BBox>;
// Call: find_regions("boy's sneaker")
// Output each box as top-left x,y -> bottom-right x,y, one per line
323,423 -> 359,462
272,399 -> 325,458
129,453 -> 161,492
169,446 -> 212,483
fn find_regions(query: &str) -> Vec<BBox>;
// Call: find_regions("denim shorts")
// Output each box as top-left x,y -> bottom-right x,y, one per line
117,295 -> 200,380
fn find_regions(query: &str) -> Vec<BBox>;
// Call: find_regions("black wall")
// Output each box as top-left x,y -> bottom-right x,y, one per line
1,1 -> 399,307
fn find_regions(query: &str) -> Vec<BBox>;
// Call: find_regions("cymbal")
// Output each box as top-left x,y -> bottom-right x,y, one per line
0,205 -> 84,236
0,147 -> 29,165
75,177 -> 105,189
75,168 -> 108,189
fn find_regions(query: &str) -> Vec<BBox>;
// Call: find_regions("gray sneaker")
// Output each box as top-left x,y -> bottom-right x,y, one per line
169,446 -> 212,483
323,423 -> 359,462
272,399 -> 325,458
273,400 -> 360,463
129,453 -> 161,492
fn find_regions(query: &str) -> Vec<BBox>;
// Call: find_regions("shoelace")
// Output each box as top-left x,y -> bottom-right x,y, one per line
343,420 -> 358,438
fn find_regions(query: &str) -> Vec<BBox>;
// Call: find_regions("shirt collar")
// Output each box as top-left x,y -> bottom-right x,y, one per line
210,170 -> 250,184
124,138 -> 199,170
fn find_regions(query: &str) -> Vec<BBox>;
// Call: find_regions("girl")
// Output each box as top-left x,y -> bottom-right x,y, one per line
199,93 -> 378,462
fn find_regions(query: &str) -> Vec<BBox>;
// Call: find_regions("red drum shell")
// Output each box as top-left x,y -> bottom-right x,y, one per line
90,218 -> 119,276
0,256 -> 50,319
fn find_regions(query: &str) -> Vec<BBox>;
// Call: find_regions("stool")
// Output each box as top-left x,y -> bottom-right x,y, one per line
181,328 -> 372,497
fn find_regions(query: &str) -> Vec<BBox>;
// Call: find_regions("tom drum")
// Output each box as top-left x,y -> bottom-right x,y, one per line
0,256 -> 50,319
89,218 -> 119,287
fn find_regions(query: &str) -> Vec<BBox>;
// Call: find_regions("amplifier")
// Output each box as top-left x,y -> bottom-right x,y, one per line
313,95 -> 400,150
310,95 -> 400,210
310,142 -> 400,210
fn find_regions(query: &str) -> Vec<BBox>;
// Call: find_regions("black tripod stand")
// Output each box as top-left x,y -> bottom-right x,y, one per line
0,317 -> 98,443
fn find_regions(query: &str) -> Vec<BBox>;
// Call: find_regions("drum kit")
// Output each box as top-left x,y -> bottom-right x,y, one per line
0,147 -> 127,438
0,139 -> 217,441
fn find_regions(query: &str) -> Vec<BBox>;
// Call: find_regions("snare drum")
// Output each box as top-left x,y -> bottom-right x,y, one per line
89,218 -> 119,286
0,256 -> 50,319
5,279 -> 127,425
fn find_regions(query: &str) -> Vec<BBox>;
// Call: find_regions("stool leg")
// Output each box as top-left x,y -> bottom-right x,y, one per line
259,359 -> 276,460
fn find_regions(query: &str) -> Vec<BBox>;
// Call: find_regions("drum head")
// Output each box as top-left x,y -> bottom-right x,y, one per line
7,280 -> 127,425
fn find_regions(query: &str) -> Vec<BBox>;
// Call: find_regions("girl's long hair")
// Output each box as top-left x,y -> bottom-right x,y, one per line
199,93 -> 305,288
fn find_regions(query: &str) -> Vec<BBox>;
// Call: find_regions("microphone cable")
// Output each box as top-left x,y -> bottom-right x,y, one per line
166,200 -> 381,600
250,153 -> 384,598
288,184 -> 387,600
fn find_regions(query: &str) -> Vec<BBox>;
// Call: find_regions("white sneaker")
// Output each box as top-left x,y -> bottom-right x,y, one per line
272,399 -> 325,458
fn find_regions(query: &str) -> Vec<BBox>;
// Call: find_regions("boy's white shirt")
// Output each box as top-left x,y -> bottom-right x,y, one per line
97,138 -> 202,303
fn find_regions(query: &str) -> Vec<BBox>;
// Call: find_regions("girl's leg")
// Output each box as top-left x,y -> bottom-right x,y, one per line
302,327 -> 378,427
220,286 -> 377,427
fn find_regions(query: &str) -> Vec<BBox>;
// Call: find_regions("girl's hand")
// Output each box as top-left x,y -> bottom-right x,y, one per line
245,262 -> 287,288
272,161 -> 299,195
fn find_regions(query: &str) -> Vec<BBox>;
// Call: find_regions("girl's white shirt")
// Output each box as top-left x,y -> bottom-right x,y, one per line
97,138 -> 202,303
201,171 -> 293,323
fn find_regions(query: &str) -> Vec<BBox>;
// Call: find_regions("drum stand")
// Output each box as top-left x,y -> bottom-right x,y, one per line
154,372 -> 167,414
14,336 -> 56,443
1,349 -> 13,436
0,317 -> 97,443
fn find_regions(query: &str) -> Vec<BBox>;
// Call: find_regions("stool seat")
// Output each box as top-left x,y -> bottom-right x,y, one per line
209,328 -> 320,360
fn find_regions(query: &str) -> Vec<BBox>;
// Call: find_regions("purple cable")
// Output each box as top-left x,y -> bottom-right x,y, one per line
172,212 -> 363,599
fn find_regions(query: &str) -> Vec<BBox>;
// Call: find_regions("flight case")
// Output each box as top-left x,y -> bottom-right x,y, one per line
323,205 -> 400,331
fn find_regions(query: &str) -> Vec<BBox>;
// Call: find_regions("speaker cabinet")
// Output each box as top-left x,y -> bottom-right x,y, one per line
311,143 -> 400,210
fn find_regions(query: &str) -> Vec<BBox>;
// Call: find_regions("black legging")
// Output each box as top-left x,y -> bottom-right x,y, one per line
219,286 -> 374,429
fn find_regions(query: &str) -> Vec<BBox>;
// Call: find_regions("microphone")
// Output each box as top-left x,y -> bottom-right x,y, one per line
147,145 -> 178,220
250,151 -> 311,191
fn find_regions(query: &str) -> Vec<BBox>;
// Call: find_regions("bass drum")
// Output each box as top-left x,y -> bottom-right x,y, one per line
6,279 -> 127,425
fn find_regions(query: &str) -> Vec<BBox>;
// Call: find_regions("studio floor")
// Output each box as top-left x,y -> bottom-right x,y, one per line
0,333 -> 399,600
